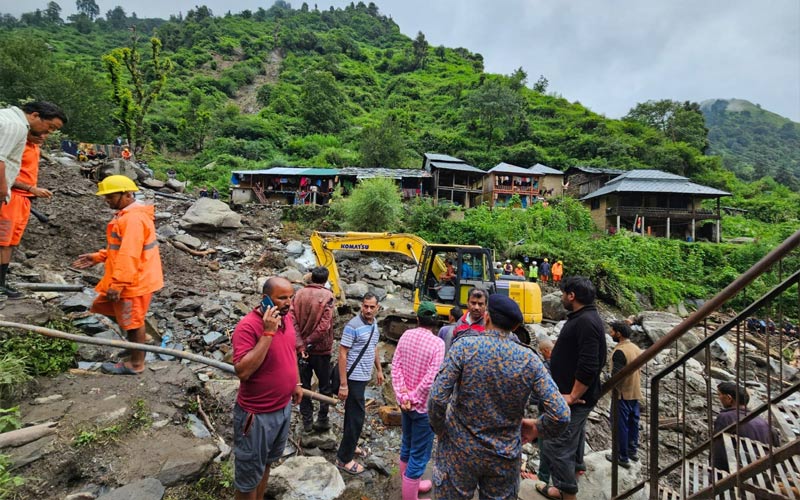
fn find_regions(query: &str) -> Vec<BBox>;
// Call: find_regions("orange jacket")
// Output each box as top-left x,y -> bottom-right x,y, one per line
551,262 -> 563,277
91,202 -> 163,297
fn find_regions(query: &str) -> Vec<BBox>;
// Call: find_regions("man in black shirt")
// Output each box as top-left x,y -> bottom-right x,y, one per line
537,276 -> 606,500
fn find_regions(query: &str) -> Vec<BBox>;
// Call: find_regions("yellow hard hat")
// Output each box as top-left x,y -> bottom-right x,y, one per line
544,258 -> 549,262
517,263 -> 523,267
558,260 -> 562,264
96,175 -> 139,196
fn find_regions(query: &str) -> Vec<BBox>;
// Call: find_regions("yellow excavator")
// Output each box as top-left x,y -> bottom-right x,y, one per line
309,231 -> 542,342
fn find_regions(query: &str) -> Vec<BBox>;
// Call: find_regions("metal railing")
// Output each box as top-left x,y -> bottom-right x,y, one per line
602,229 -> 800,499
605,206 -> 720,220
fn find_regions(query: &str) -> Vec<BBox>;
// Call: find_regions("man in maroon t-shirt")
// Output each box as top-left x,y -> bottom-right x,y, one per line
232,277 -> 303,500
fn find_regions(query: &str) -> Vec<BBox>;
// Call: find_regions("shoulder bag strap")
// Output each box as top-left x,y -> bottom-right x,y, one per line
346,322 -> 376,379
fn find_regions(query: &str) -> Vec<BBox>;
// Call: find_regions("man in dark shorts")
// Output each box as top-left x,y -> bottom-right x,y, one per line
231,277 -> 303,500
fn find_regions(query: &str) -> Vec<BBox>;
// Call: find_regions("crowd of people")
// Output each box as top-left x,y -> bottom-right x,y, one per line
1,102 -> 781,499
499,256 -> 564,283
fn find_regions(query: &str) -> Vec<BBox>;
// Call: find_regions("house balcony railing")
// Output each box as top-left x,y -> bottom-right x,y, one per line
605,206 -> 720,220
490,186 -> 541,196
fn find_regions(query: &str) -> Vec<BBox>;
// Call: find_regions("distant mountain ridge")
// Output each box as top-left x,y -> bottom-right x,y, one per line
700,98 -> 799,188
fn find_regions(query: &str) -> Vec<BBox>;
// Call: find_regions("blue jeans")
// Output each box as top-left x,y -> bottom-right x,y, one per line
400,410 -> 435,479
617,399 -> 640,461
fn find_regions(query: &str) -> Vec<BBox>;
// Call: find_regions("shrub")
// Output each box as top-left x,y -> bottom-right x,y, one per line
334,177 -> 403,231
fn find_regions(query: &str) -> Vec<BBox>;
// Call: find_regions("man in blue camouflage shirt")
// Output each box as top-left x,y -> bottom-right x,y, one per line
429,294 -> 570,500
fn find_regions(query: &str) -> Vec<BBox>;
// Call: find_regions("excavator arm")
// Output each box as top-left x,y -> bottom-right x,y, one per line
309,231 -> 429,304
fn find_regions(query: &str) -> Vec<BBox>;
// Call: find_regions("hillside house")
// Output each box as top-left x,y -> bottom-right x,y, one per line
422,153 -> 485,207
564,166 -> 625,198
529,163 -> 565,197
480,162 -> 565,207
580,169 -> 731,242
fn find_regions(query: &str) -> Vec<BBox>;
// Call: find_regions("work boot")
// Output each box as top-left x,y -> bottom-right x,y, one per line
401,474 -> 420,500
0,285 -> 23,299
605,453 -> 631,469
313,418 -> 331,432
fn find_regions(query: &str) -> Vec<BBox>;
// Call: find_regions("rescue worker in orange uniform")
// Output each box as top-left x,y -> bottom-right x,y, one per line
552,260 -> 564,283
0,131 -> 53,298
514,263 -> 525,277
72,175 -> 163,375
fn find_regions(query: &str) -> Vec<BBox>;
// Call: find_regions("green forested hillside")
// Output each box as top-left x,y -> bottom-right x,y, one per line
701,98 -> 800,189
1,3 -> 720,177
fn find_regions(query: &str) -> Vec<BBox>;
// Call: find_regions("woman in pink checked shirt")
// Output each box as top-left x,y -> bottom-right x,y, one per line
392,301 -> 445,500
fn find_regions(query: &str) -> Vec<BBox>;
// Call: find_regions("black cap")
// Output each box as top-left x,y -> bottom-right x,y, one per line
487,294 -> 523,325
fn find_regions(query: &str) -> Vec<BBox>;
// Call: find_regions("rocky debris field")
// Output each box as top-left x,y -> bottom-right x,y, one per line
1,152 -> 798,499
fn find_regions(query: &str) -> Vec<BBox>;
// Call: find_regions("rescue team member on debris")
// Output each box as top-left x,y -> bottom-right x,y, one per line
528,260 -> 538,283
605,321 -> 642,469
336,293 -> 384,475
0,131 -> 53,299
539,258 -> 551,282
503,259 -> 513,275
712,382 -> 776,472
0,101 -> 66,298
72,175 -> 163,375
428,294 -> 570,500
452,288 -> 488,336
537,276 -> 606,500
230,277 -> 303,500
392,301 -> 445,499
551,260 -> 563,283
293,266 -> 336,433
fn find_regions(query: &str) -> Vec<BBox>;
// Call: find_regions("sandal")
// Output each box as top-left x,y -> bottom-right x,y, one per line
336,460 -> 366,476
101,362 -> 143,375
355,446 -> 370,458
535,481 -> 563,500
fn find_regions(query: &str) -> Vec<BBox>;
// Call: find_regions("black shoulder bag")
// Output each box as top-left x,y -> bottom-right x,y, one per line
330,322 -> 376,390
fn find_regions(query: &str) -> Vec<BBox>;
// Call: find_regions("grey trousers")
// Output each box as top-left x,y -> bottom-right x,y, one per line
541,403 -> 593,495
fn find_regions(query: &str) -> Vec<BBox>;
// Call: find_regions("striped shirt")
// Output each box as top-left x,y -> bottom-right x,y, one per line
391,327 -> 444,414
0,107 -> 29,202
341,314 -> 380,382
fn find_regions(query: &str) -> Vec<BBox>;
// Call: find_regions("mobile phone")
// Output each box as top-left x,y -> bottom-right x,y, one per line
260,295 -> 275,313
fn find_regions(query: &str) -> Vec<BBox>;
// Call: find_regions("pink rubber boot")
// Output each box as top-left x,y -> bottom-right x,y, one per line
401,460 -> 432,493
402,474 -> 421,500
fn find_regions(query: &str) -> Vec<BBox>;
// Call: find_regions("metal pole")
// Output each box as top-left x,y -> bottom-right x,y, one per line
0,320 -> 338,406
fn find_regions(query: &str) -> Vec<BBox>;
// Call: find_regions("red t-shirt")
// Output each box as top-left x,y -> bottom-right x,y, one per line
233,308 -> 298,414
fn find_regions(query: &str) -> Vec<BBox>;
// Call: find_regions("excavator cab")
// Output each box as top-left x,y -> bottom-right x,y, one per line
415,245 -> 497,317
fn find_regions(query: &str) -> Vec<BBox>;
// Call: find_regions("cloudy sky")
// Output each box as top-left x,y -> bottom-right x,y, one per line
3,0 -> 798,121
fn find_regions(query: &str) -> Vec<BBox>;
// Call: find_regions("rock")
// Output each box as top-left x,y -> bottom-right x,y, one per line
7,434 -> 55,470
187,414 -> 211,439
541,293 -> 567,321
279,268 -> 305,283
65,492 -> 97,500
156,443 -> 218,486
202,331 -> 224,346
173,233 -> 202,249
141,178 -> 165,189
728,236 -> 756,244
285,240 -> 305,255
545,450 -> 645,500
32,394 -> 64,405
393,268 -> 417,288
97,478 -> 165,500
301,430 -> 338,451
677,301 -> 689,317
638,311 -> 701,355
709,366 -> 736,381
268,456 -> 345,500
205,379 -> 239,408
60,292 -> 97,313
364,455 -> 391,476
344,281 -> 369,300
157,226 -> 177,240
710,336 -> 737,365
368,286 -> 387,302
165,179 -> 186,193
769,357 -> 798,380
175,297 -> 202,312
180,198 -> 242,231
378,406 -> 401,426
0,297 -> 49,325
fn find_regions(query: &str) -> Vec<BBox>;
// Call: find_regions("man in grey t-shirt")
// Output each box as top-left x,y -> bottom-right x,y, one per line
335,293 -> 384,475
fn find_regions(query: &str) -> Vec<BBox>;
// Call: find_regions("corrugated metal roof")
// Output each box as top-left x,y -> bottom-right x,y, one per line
233,167 -> 339,177
528,163 -> 563,175
428,161 -> 485,174
424,152 -> 464,163
488,162 -> 534,175
338,167 -> 431,179
581,170 -> 730,200
566,166 -> 626,175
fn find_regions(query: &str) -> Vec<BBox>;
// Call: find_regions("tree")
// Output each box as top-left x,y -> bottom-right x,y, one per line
532,75 -> 549,93
177,89 -> 212,152
508,67 -> 527,91
300,71 -> 345,133
103,30 -> 173,152
105,6 -> 127,29
625,100 -> 709,152
463,80 -> 525,149
44,2 -> 62,24
412,31 -> 428,69
337,177 -> 404,231
359,115 -> 406,167
76,0 -> 99,21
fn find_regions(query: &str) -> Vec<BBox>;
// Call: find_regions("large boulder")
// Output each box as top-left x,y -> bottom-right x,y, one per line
638,311 -> 702,356
344,281 -> 370,300
156,443 -> 218,486
268,456 -> 345,500
180,198 -> 242,231
393,268 -> 417,288
97,478 -> 165,500
541,293 -> 567,321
